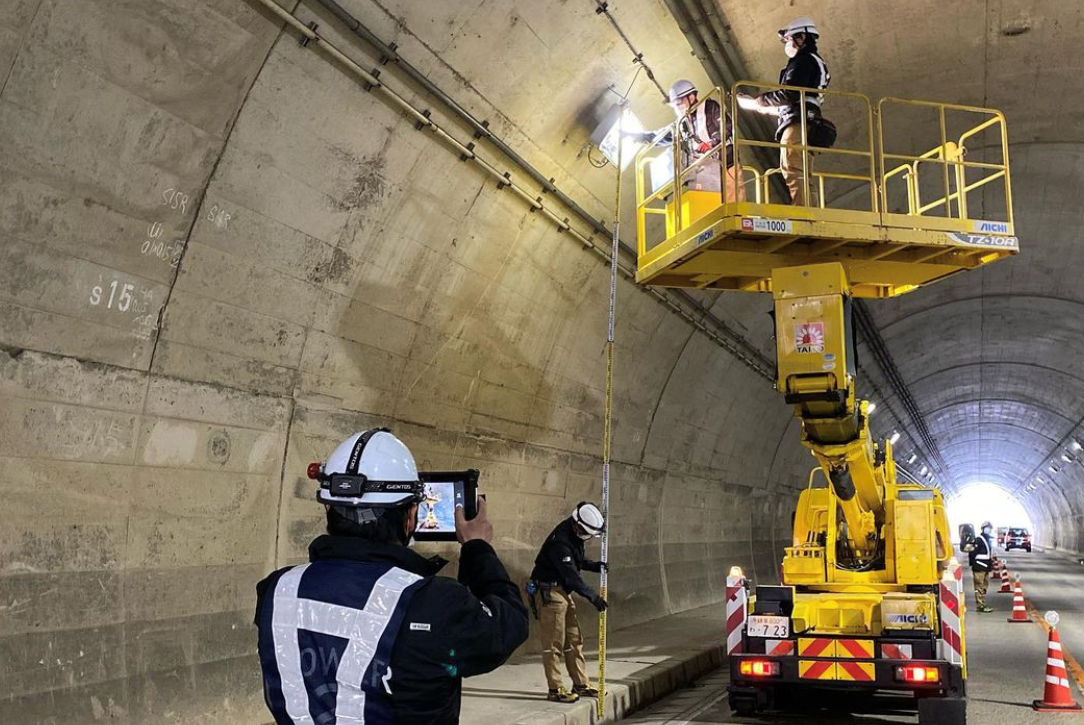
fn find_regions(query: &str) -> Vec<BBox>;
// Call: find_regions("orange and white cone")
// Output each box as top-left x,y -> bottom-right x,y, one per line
993,557 -> 1002,575
999,567 -> 1012,593
1033,626 -> 1083,711
1007,579 -> 1030,623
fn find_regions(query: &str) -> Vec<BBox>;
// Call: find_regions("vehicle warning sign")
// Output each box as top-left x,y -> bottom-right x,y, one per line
795,322 -> 825,353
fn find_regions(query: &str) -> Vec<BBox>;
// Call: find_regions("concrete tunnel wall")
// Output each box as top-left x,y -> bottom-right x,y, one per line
0,0 -> 809,722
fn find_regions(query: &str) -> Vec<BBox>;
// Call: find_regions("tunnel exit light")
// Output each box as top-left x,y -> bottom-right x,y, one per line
946,483 -> 1035,545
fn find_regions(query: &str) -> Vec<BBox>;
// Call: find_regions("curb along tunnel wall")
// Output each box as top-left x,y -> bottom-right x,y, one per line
0,1 -> 801,722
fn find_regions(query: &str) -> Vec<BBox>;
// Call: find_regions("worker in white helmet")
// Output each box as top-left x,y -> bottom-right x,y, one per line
968,521 -> 995,612
737,17 -> 832,206
528,502 -> 609,703
254,429 -> 528,724
632,80 -> 745,202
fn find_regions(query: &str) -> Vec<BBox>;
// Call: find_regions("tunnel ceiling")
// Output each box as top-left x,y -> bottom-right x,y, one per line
677,0 -> 1084,515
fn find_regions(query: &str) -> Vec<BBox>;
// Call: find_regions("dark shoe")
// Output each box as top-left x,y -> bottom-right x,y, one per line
572,684 -> 599,698
548,687 -> 579,703
977,605 -> 994,613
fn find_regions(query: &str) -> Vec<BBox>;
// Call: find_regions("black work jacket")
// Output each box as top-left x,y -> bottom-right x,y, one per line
968,533 -> 993,571
529,518 -> 603,602
255,536 -> 528,725
757,47 -> 831,139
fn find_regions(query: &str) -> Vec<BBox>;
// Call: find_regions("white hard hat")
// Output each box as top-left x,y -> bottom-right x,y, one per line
778,17 -> 819,39
668,79 -> 697,105
308,428 -> 424,509
572,502 -> 606,537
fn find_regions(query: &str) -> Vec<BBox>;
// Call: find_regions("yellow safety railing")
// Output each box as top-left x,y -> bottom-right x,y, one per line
878,98 -> 1013,231
731,80 -> 880,214
634,86 -> 1015,260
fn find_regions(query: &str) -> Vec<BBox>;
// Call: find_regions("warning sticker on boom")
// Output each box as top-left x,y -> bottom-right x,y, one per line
795,322 -> 825,353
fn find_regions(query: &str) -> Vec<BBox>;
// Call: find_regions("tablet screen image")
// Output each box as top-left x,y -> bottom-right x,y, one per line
418,481 -> 458,534
415,470 -> 479,542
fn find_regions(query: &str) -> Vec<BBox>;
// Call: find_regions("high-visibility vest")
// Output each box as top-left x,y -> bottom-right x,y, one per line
257,560 -> 425,724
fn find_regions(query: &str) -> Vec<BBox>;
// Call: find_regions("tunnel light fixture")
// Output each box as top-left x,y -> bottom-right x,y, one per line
1049,465 -> 1059,474
920,466 -> 929,476
907,453 -> 918,465
1073,440 -> 1083,452
867,402 -> 877,414
591,102 -> 646,170
889,431 -> 901,446
1062,454 -> 1073,463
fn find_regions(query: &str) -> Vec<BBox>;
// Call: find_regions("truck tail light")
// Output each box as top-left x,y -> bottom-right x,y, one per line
739,660 -> 781,678
896,665 -> 940,683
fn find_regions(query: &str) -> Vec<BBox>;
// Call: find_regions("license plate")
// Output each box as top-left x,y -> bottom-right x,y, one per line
746,615 -> 790,638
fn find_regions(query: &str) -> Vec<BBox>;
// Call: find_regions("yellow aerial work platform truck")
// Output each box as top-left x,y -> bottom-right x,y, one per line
633,82 -> 1018,725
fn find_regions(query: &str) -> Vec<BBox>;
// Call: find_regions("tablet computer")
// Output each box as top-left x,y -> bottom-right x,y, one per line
414,469 -> 479,542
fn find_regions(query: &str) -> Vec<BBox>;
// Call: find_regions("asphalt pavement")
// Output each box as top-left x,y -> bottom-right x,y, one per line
621,546 -> 1084,725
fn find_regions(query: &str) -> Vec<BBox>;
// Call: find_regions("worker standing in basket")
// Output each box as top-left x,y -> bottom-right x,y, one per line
528,502 -> 609,703
632,80 -> 745,201
738,17 -> 831,206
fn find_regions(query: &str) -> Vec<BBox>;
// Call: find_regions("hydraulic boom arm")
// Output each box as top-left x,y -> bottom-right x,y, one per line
772,264 -> 890,564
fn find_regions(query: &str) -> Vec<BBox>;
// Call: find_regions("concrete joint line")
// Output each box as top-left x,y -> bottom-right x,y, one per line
147,0 -> 304,371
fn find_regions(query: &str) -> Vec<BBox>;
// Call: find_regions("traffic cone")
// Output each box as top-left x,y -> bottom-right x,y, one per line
1033,628 -> 1083,711
993,557 -> 1002,575
1007,579 -> 1030,623
999,567 -> 1012,593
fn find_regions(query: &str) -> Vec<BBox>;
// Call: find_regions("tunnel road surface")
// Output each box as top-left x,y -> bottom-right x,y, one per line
622,549 -> 1084,724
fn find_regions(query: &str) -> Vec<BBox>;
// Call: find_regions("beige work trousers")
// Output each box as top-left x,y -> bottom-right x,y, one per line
973,569 -> 989,607
538,586 -> 589,691
780,124 -> 811,206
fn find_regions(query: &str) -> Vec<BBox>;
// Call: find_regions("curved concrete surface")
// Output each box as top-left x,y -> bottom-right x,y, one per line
0,0 -> 1079,722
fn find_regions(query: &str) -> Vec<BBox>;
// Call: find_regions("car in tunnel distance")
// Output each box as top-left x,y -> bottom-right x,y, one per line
1004,527 -> 1032,552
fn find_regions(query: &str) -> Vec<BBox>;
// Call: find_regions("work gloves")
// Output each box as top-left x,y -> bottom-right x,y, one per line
592,595 -> 609,612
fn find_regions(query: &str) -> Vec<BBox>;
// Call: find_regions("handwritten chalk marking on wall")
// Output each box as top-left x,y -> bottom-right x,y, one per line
139,221 -> 184,267
206,204 -> 232,231
161,188 -> 190,214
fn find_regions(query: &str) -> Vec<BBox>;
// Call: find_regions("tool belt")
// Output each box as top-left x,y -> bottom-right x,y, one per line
526,580 -> 559,619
